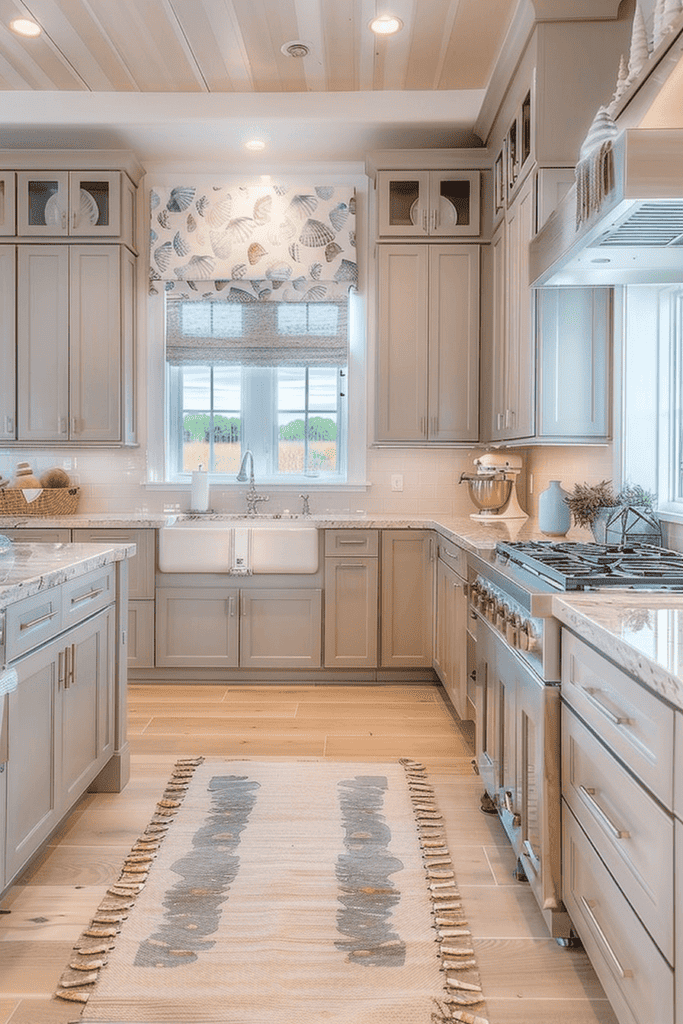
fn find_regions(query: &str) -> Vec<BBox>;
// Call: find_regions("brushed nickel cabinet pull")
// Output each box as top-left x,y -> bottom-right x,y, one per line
58,649 -> 65,687
579,785 -> 630,839
583,687 -> 631,727
580,896 -> 633,979
63,645 -> 71,689
71,586 -> 104,607
20,609 -> 58,631
338,563 -> 365,569
69,643 -> 76,687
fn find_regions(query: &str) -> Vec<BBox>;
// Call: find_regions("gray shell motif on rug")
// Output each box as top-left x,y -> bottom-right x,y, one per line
150,184 -> 357,299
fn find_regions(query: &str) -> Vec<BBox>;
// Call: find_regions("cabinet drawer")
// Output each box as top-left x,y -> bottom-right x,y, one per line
436,538 -> 465,577
563,806 -> 673,1024
0,528 -> 72,543
73,527 -> 153,599
562,631 -> 674,808
325,530 -> 378,556
61,565 -> 114,631
562,704 -> 674,963
5,588 -> 62,661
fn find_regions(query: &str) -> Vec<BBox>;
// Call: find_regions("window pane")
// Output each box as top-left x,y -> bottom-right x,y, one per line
309,414 -> 338,473
214,365 -> 242,409
182,366 -> 211,410
213,412 -> 242,474
308,367 -> 338,411
278,413 -> 305,474
278,367 -> 306,410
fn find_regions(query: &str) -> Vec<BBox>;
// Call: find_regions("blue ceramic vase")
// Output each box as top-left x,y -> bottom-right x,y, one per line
538,480 -> 571,536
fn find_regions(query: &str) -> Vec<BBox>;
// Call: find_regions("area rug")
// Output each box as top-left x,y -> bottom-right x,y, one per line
56,758 -> 489,1024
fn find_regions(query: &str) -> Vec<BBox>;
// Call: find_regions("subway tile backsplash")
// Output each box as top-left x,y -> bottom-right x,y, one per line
0,443 -> 616,521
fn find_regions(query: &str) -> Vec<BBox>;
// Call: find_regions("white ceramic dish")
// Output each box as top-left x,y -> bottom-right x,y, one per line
44,188 -> 99,228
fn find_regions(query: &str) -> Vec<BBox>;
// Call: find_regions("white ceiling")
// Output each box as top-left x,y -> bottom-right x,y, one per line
0,0 -> 629,165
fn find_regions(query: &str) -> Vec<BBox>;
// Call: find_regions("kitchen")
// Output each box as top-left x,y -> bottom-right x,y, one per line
1,0 -> 683,1022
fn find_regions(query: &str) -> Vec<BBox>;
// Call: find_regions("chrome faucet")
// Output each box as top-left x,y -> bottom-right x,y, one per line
236,450 -> 269,517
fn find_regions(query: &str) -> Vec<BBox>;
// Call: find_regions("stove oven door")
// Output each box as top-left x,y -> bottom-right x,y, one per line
475,614 -> 569,938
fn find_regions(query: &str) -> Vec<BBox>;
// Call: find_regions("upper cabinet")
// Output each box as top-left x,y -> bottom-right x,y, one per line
377,170 -> 481,238
0,173 -> 15,236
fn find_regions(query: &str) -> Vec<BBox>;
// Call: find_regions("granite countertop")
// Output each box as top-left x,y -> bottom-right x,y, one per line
0,541 -> 136,610
553,592 -> 683,712
0,509 -> 588,556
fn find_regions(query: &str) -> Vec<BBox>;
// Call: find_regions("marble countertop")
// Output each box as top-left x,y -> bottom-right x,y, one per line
0,541 -> 136,610
553,593 -> 683,712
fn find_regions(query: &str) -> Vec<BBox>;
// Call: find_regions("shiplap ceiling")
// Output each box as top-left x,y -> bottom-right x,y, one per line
0,0 -> 624,163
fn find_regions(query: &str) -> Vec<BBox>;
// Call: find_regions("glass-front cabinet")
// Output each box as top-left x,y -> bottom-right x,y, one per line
17,170 -> 121,238
0,173 -> 15,235
377,170 -> 480,238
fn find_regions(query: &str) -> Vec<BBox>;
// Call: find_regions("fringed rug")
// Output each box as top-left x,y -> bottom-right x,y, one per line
56,758 -> 489,1024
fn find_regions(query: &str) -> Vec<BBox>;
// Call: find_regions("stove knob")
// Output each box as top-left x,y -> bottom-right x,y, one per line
519,620 -> 539,653
506,613 -> 520,647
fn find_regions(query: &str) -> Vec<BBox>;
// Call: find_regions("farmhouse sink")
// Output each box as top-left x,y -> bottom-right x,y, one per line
158,518 -> 319,574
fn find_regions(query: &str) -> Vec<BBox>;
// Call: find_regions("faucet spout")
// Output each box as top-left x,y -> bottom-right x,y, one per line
236,450 -> 269,516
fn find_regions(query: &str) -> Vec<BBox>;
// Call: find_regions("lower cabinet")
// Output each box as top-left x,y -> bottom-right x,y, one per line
380,530 -> 433,668
324,537 -> 379,668
561,630 -> 676,1024
155,586 -> 322,669
433,540 -> 469,719
5,605 -> 114,883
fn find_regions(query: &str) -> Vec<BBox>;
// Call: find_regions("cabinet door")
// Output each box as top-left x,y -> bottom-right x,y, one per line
537,288 -> 611,439
377,171 -> 430,236
127,601 -> 155,668
240,589 -> 322,668
376,245 -> 429,441
0,245 -> 15,439
156,587 -> 239,668
61,607 -> 114,808
489,220 -> 507,440
324,558 -> 378,668
380,531 -> 433,668
504,174 -> 535,439
17,245 -> 69,440
6,644 -> 60,880
70,246 -> 121,441
429,172 -> 480,237
69,172 -> 121,238
0,172 -> 15,236
428,245 -> 479,441
17,171 -> 69,236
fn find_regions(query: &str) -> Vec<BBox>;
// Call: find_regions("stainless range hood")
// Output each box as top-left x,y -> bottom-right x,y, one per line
529,128 -> 683,286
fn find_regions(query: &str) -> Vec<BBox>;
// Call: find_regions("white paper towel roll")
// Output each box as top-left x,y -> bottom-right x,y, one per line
190,470 -> 209,512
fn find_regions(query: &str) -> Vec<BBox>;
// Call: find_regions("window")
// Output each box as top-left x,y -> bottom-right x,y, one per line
165,297 -> 348,483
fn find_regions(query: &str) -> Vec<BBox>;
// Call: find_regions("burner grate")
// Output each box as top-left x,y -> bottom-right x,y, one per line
496,540 -> 683,591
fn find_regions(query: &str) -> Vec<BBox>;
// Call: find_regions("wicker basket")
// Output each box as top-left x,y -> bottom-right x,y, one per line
0,486 -> 80,516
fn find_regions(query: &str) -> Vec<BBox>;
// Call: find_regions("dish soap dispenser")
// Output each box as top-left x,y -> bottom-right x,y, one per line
10,462 -> 42,489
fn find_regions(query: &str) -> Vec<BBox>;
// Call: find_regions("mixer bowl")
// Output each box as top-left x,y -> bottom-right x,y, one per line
462,474 -> 512,512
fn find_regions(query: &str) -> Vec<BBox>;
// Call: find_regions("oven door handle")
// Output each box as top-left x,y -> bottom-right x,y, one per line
579,785 -> 630,840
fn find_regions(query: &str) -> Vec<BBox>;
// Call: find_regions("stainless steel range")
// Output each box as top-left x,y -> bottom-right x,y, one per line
467,540 -> 683,941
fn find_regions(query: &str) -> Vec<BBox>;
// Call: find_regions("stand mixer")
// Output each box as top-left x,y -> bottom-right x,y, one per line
459,451 -> 528,521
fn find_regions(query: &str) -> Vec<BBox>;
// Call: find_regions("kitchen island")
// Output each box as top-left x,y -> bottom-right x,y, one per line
0,538 -> 134,896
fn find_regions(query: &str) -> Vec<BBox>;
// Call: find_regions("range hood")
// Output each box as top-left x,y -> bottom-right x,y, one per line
529,129 -> 683,286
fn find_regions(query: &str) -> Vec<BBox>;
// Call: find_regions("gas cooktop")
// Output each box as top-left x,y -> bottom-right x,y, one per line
496,540 -> 683,591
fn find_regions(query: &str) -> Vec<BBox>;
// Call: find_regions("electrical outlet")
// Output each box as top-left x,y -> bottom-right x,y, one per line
391,474 -> 403,492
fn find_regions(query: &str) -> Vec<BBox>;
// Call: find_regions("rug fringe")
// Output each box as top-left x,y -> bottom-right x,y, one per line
54,756 -> 205,1006
400,759 -> 489,1024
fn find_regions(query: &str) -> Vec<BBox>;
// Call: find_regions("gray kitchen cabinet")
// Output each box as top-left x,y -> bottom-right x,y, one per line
17,244 -> 125,443
156,586 -> 239,668
17,170 -> 126,242
376,244 -> 479,443
561,630 -> 675,1024
377,170 -> 480,238
381,530 -> 434,668
74,528 -> 155,667
5,577 -> 116,886
324,556 -> 378,668
0,172 -> 15,235
434,540 -> 469,720
0,528 -> 72,543
0,246 -> 15,440
240,589 -> 322,668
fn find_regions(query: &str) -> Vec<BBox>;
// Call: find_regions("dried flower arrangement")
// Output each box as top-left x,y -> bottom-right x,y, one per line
565,480 -> 618,528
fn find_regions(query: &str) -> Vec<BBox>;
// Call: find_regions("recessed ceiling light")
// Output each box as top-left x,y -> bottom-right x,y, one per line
281,40 -> 311,58
9,17 -> 42,37
245,139 -> 266,151
369,15 -> 403,35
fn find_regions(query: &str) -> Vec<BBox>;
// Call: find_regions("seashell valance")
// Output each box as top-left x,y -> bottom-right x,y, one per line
149,184 -> 357,301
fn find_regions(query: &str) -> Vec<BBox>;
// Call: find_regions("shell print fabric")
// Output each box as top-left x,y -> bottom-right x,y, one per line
150,185 -> 357,299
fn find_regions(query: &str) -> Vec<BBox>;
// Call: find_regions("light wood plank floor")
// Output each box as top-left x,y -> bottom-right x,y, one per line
0,682 -> 618,1024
